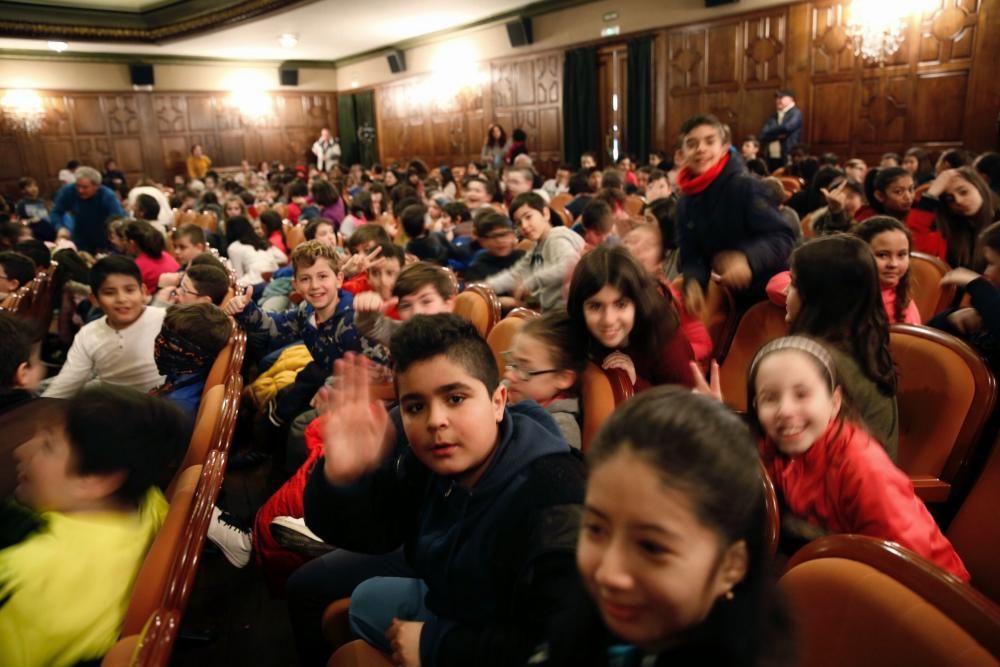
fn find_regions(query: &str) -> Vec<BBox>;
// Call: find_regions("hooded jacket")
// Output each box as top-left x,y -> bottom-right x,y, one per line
303,401 -> 586,667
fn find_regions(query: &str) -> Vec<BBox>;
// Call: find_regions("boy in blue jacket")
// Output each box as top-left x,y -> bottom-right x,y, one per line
302,314 -> 586,667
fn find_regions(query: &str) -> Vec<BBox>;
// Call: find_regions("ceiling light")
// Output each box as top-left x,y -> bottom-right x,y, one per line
278,33 -> 298,49
47,41 -> 68,52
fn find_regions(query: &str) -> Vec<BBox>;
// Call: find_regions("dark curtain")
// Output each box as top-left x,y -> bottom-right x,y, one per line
337,94 -> 359,166
353,90 -> 378,168
626,36 -> 653,163
562,47 -> 598,168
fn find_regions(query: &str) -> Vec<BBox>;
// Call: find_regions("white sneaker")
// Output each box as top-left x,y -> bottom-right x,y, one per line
207,505 -> 252,568
270,515 -> 335,558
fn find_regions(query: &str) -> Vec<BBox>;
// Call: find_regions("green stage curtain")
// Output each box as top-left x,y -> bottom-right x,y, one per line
337,90 -> 379,168
563,46 -> 598,167
627,36 -> 653,163
337,93 -> 359,166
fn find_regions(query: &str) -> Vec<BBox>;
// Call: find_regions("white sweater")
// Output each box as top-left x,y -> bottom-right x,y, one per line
487,226 -> 584,310
43,306 -> 166,399
227,241 -> 287,286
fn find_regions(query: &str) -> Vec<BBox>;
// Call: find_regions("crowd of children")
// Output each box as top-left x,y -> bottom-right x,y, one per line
1,115 -> 998,667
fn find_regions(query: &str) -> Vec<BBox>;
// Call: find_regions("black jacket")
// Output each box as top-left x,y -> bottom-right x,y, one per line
407,233 -> 470,267
463,248 -> 526,282
677,154 -> 795,301
303,401 -> 586,667
760,106 -> 803,161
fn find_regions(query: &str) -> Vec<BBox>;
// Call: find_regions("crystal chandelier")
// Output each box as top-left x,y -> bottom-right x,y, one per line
845,2 -> 908,64
1,89 -> 46,132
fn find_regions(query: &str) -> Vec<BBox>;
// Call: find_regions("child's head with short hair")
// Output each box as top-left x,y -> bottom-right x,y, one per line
106,216 -> 128,253
291,240 -> 342,312
367,242 -> 406,301
509,192 -> 552,242
347,223 -> 392,254
133,193 -> 160,222
503,309 -> 584,405
389,313 -> 505,487
622,223 -> 664,277
392,261 -> 456,320
178,264 -> 230,305
155,302 -> 232,380
0,251 -> 36,294
443,201 -> 471,228
18,176 -> 39,198
505,167 -> 536,197
189,251 -> 227,272
303,218 -> 338,247
580,386 -> 783,654
680,114 -> 728,176
580,199 -> 615,246
0,312 -> 44,392
14,385 -> 188,512
15,239 -> 50,272
401,204 -> 429,239
89,255 -> 146,329
473,211 -> 517,258
172,224 -> 207,266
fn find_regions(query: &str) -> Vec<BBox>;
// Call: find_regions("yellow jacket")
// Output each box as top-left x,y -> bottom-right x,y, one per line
248,344 -> 313,408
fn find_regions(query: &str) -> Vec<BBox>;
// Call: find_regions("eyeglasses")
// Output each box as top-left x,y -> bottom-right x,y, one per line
176,282 -> 201,297
501,351 -> 559,381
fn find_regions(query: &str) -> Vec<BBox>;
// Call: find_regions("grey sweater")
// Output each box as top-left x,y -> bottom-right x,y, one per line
487,226 -> 584,311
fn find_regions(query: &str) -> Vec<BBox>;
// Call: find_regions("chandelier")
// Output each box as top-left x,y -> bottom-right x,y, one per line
1,89 -> 46,132
845,2 -> 908,64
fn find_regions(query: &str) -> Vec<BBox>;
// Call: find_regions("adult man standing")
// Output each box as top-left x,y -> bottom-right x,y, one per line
760,89 -> 803,173
311,128 -> 341,172
50,166 -> 125,254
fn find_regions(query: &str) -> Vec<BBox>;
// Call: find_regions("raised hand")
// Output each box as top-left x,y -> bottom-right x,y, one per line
690,360 -> 723,402
820,179 -> 848,213
319,353 -> 393,484
713,250 -> 752,291
341,245 -> 383,277
386,619 -> 423,667
222,285 -> 254,316
940,267 -> 982,289
354,291 -> 398,315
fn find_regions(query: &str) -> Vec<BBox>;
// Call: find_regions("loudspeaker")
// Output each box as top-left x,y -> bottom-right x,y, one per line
506,17 -> 533,47
129,63 -> 154,87
279,68 -> 299,86
704,0 -> 738,6
387,49 -> 406,74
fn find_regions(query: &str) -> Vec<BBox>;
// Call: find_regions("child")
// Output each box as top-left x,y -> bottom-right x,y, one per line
502,310 -> 583,448
44,256 -> 166,399
15,239 -> 51,275
532,386 -> 794,666
567,245 -> 694,389
463,211 -> 524,282
780,235 -> 900,458
107,217 -> 129,255
299,315 -> 586,666
303,217 -> 339,248
853,217 -> 921,324
487,192 -> 584,310
813,176 -> 869,234
675,114 -> 795,312
739,336 -> 968,579
579,199 -> 618,251
0,385 -> 187,667
171,223 -> 208,266
0,312 -> 45,413
260,209 -> 288,255
226,215 -> 287,287
403,204 -> 467,267
342,242 -> 405,305
354,261 -> 456,345
910,166 -> 997,271
0,251 -> 36,300
14,177 -> 54,243
222,241 -> 388,426
151,302 -> 232,415
124,219 -> 180,293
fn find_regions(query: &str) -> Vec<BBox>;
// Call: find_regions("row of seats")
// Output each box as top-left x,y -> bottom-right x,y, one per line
102,322 -> 247,667
173,210 -> 219,233
0,264 -> 58,334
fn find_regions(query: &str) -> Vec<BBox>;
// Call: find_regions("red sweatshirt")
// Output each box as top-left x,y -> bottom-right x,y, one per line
906,198 -> 948,262
761,419 -> 969,581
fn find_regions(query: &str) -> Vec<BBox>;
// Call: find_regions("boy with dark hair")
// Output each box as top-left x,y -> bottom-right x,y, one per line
354,261 -> 457,345
346,223 -> 392,255
14,176 -> 54,243
579,199 -> 618,250
298,314 -> 586,666
343,242 -> 405,303
133,193 -> 161,223
179,264 -> 231,305
304,218 -> 339,247
463,211 -> 524,282
404,204 -> 468,267
15,239 -> 51,272
0,385 -> 186,667
564,170 -> 596,222
0,251 -> 36,299
644,168 -> 672,203
0,312 -> 44,413
44,256 -> 165,398
152,302 -> 232,415
462,175 -> 494,210
486,192 -> 584,310
223,240 -> 388,426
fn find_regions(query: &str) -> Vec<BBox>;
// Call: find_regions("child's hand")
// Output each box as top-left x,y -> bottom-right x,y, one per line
948,307 -> 984,335
713,250 -> 752,290
341,245 -> 383,277
684,279 -> 705,316
354,291 -> 398,315
820,179 -> 848,213
940,267 -> 982,289
222,285 -> 254,316
386,619 -> 423,667
927,169 -> 962,199
319,353 -> 393,484
602,351 -> 637,385
690,360 -> 723,402
154,286 -> 178,305
512,282 -> 530,302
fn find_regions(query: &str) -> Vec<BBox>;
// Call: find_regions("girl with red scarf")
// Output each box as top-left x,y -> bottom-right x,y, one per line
675,115 -> 795,314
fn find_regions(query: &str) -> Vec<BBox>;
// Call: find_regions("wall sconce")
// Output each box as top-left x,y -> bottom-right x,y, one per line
1,88 -> 46,133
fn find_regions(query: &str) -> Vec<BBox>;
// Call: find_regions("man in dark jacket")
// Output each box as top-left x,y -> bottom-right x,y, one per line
676,115 -> 795,312
303,314 -> 585,667
760,89 -> 803,172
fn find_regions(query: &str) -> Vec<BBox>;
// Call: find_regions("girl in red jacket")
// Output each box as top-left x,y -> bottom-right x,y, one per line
567,245 -> 695,390
852,217 -> 922,324
745,336 -> 969,580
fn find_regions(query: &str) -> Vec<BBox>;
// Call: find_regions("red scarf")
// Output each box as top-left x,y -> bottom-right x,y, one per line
677,150 -> 730,195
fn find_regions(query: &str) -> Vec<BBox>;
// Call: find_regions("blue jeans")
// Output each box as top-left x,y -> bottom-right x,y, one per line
349,577 -> 438,653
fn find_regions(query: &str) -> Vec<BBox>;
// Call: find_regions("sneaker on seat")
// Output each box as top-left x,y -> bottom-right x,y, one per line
207,505 -> 252,568
270,515 -> 335,558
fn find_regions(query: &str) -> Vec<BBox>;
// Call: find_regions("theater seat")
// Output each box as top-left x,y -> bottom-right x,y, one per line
327,640 -> 393,667
783,534 -> 1000,667
947,434 -> 1000,604
486,308 -> 539,376
454,283 -> 501,338
549,192 -> 572,215
760,460 -> 780,556
170,385 -> 224,480
580,362 -> 634,453
889,324 -> 997,503
909,252 -> 954,322
718,300 -> 788,411
286,224 -> 306,251
623,195 -> 644,217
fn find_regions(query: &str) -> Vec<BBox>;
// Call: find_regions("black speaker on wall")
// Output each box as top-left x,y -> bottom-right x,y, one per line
387,49 -> 406,74
280,68 -> 299,86
704,0 -> 738,6
129,63 -> 154,87
506,16 -> 533,47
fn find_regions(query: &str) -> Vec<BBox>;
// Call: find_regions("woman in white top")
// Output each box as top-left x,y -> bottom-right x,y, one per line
225,215 -> 287,286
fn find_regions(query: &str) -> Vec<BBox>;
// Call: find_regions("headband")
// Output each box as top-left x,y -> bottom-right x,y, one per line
749,336 -> 836,391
